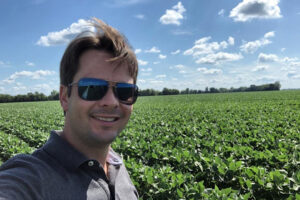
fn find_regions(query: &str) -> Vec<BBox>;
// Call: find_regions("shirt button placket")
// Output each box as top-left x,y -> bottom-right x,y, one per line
88,161 -> 94,167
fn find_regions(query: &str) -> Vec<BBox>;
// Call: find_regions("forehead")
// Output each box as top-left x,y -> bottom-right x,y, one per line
76,50 -> 133,83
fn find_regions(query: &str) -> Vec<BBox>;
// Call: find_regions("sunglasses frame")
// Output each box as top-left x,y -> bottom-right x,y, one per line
68,77 -> 138,105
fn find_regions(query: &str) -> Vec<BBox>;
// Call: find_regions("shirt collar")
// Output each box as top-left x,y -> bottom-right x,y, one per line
43,131 -> 123,171
43,131 -> 89,171
107,148 -> 123,166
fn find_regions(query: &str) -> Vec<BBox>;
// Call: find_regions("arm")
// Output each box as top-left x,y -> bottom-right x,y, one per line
0,155 -> 43,200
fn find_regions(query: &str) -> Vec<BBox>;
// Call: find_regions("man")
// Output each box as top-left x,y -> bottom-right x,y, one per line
0,18 -> 139,200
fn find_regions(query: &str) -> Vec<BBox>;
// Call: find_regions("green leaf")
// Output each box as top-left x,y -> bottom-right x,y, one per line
198,181 -> 205,193
246,180 -> 252,189
177,189 -> 183,198
151,152 -> 158,159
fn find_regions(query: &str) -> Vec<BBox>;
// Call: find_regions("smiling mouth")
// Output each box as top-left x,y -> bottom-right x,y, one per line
92,116 -> 119,122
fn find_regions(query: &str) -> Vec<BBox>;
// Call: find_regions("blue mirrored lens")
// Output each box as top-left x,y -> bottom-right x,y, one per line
78,78 -> 107,86
78,78 -> 108,100
116,83 -> 138,102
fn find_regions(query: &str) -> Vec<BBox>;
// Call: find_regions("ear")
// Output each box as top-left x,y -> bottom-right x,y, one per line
130,104 -> 134,112
59,85 -> 69,113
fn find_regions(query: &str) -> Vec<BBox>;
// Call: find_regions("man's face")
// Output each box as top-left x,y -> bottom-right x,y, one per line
62,50 -> 133,147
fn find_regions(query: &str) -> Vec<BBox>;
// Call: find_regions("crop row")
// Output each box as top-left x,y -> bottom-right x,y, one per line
0,102 -> 63,147
0,131 -> 35,161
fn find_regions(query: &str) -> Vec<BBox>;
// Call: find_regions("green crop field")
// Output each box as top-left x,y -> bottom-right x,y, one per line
0,90 -> 299,199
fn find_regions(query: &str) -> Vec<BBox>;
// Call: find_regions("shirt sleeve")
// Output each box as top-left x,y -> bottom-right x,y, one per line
0,155 -> 43,200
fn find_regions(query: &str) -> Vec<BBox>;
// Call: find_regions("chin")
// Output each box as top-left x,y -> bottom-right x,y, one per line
90,131 -> 119,145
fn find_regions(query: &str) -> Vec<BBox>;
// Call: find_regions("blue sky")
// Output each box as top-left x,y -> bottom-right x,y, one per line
0,0 -> 299,95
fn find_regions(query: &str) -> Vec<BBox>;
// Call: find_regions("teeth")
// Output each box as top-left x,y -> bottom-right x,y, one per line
95,117 -> 116,122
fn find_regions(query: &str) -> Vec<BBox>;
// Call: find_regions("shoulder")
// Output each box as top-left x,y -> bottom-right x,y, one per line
1,153 -> 42,172
0,152 -> 51,174
108,149 -> 139,199
0,153 -> 49,199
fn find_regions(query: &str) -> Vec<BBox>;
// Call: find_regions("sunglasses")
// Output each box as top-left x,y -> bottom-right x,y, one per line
68,78 -> 138,105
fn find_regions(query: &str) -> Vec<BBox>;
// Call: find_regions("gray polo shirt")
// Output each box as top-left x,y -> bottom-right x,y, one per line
0,131 -> 138,200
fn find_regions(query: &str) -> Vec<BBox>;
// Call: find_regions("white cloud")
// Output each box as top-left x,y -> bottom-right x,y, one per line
3,70 -> 55,84
287,71 -> 300,79
141,68 -> 152,72
264,31 -> 275,38
218,9 -> 225,16
281,57 -> 298,63
12,86 -> 27,93
220,41 -> 228,49
16,82 -> 23,87
138,59 -> 148,66
291,74 -> 300,79
257,75 -> 277,82
175,64 -> 185,69
156,74 -> 166,78
228,36 -> 235,45
287,71 -> 297,77
145,46 -> 161,53
159,1 -> 186,26
171,30 -> 192,35
258,53 -> 278,63
135,49 -> 142,54
290,62 -> 300,67
230,0 -> 282,22
184,36 -> 234,57
197,67 -> 222,75
281,48 -> 286,52
170,64 -> 186,70
32,83 -> 53,93
240,39 -> 271,53
134,14 -> 145,19
196,52 -> 243,65
141,72 -> 151,76
36,19 -> 94,46
171,49 -> 181,55
26,61 -> 35,66
252,65 -> 269,72
138,79 -> 146,84
0,61 -> 10,67
179,70 -> 186,74
240,31 -> 274,53
184,36 -> 240,65
153,61 -> 160,65
159,54 -> 167,59
255,55 -> 299,77
150,80 -> 164,84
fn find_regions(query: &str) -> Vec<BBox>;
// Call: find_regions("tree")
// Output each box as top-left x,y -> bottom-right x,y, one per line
205,87 -> 209,93
274,81 -> 281,90
48,90 -> 59,100
209,87 -> 219,93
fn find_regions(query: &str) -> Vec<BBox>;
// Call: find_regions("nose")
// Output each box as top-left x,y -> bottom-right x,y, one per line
97,86 -> 119,108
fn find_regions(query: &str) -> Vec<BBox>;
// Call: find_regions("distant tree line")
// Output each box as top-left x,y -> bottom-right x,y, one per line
0,82 -> 281,102
0,90 -> 59,103
139,81 -> 281,96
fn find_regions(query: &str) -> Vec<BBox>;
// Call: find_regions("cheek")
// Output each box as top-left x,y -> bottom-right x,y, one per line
68,98 -> 89,118
122,105 -> 133,118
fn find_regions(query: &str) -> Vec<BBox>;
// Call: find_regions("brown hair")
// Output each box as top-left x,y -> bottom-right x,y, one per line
60,18 -> 138,93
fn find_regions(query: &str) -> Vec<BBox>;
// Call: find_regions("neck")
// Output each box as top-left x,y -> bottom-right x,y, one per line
59,130 -> 110,174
